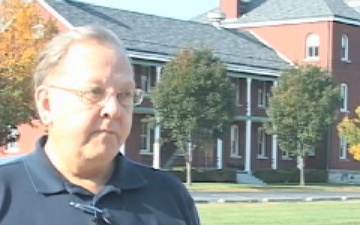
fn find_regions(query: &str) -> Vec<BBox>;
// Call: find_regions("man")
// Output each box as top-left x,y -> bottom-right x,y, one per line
0,26 -> 200,225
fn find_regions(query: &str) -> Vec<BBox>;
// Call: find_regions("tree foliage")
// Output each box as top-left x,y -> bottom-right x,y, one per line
151,48 -> 235,184
0,0 -> 57,145
265,64 -> 341,185
338,107 -> 360,160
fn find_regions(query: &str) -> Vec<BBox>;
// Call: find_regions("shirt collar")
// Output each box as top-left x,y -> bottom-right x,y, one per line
24,135 -> 148,194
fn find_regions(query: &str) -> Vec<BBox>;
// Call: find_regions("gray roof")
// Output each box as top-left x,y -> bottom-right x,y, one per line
43,0 -> 289,72
223,0 -> 360,24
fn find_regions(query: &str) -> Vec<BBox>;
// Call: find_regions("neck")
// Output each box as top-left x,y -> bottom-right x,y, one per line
44,142 -> 115,194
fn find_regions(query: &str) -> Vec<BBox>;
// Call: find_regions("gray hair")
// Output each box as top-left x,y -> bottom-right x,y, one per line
33,25 -> 128,88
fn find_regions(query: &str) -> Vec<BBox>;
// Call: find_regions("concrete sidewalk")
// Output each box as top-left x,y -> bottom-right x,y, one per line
191,191 -> 360,204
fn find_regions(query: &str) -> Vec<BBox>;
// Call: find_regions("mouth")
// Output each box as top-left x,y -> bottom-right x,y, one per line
93,130 -> 119,141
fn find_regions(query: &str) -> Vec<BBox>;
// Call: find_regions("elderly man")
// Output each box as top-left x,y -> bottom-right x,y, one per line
0,26 -> 200,225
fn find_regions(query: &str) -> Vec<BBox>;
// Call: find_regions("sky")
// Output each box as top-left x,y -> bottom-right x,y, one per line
79,0 -> 219,20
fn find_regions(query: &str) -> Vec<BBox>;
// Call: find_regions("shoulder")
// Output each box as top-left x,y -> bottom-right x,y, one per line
128,160 -> 190,198
0,155 -> 25,174
0,155 -> 23,165
132,160 -> 182,183
119,157 -> 200,225
0,155 -> 28,186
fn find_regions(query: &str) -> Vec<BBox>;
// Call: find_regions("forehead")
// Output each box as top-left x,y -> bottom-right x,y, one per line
50,40 -> 134,87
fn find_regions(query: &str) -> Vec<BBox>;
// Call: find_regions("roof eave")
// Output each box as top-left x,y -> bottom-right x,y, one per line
221,16 -> 360,28
36,0 -> 74,30
127,50 -> 282,76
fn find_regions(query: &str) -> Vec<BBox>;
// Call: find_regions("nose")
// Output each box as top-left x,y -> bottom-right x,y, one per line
100,94 -> 122,119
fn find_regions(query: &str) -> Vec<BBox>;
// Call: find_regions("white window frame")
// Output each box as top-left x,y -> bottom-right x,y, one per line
258,81 -> 267,108
305,33 -> 320,59
339,138 -> 348,160
340,83 -> 348,112
257,128 -> 266,158
140,121 -> 152,154
230,125 -> 240,158
281,150 -> 291,160
141,66 -> 152,94
341,34 -> 349,61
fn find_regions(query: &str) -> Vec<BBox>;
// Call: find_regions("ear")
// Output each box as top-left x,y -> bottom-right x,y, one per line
35,85 -> 52,126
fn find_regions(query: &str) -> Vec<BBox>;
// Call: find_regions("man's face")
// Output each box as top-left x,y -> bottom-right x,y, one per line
42,39 -> 134,162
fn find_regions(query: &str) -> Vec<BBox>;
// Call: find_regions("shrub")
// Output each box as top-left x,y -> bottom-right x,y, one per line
166,168 -> 237,183
253,169 -> 328,183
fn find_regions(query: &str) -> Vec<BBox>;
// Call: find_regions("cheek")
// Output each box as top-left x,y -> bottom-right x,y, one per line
117,110 -> 133,134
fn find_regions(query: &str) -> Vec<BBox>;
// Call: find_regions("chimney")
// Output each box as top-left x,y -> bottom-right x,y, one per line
220,0 -> 248,19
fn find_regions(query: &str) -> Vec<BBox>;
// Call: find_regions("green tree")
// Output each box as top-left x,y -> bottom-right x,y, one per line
0,0 -> 57,146
265,64 -> 341,186
152,48 -> 235,185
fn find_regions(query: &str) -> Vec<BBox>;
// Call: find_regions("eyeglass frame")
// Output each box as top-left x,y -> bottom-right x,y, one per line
45,85 -> 144,107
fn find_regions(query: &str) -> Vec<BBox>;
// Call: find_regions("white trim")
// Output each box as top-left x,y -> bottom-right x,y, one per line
128,51 -> 171,62
223,16 -> 360,29
36,0 -> 73,29
226,64 -> 281,76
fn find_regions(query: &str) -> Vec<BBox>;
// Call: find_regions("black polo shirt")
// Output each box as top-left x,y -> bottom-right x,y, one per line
0,136 -> 200,225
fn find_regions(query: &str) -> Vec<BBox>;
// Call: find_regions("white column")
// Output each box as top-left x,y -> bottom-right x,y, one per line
271,135 -> 278,169
119,144 -> 125,155
245,78 -> 252,172
271,80 -> 278,170
216,139 -> 223,169
152,66 -> 162,169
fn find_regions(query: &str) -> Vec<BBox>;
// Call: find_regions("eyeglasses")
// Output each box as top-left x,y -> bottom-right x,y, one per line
47,85 -> 144,106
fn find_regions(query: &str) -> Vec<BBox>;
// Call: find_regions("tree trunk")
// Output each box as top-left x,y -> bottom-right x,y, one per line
186,141 -> 193,186
186,160 -> 192,186
297,156 -> 305,186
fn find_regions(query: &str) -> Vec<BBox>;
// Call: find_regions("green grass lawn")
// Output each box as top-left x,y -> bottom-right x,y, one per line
186,182 -> 360,192
198,201 -> 360,225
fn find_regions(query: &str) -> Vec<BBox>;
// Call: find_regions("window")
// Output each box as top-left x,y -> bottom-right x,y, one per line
340,83 -> 348,112
230,125 -> 240,157
308,146 -> 316,156
258,81 -> 268,107
235,79 -> 241,105
141,66 -> 152,94
140,121 -> 152,154
339,138 -> 348,160
257,128 -> 266,158
281,150 -> 290,159
305,33 -> 320,59
341,35 -> 349,61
